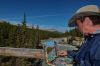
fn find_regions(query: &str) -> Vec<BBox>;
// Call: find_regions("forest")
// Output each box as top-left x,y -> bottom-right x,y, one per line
0,16 -> 66,66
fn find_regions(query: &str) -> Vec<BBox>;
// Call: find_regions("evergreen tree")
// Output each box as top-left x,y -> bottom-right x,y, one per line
20,13 -> 27,48
34,25 -> 40,48
28,25 -> 36,48
69,28 -> 82,37
7,25 -> 16,47
64,30 -> 69,37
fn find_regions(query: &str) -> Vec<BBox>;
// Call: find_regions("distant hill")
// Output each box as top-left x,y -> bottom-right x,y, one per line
42,29 -> 63,34
45,29 -> 58,32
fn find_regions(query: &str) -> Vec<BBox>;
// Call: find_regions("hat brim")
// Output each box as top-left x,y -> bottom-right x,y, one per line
68,11 -> 100,27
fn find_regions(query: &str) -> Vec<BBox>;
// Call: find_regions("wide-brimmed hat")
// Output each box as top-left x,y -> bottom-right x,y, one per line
68,5 -> 100,27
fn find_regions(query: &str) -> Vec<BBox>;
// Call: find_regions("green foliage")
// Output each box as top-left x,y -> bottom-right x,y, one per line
47,47 -> 53,54
0,21 -> 65,66
64,30 -> 70,37
0,13 -> 67,66
69,28 -> 82,37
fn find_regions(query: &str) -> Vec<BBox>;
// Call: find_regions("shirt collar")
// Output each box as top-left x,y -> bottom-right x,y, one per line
93,29 -> 100,34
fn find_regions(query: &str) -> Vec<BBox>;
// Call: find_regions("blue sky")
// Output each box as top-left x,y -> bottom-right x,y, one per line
0,0 -> 100,32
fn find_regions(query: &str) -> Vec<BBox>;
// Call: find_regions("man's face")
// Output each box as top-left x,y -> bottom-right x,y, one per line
76,17 -> 96,35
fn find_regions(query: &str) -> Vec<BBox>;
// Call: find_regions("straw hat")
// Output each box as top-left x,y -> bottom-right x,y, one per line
68,5 -> 100,27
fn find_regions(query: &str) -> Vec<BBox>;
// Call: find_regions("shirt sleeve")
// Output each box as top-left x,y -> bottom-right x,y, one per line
92,60 -> 100,66
89,38 -> 100,66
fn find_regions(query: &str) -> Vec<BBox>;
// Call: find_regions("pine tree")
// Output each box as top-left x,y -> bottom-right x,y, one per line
15,24 -> 22,48
7,25 -> 15,47
34,25 -> 40,48
20,13 -> 27,48
64,30 -> 69,37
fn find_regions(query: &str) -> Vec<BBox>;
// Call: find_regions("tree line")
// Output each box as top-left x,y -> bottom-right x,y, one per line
0,15 -> 66,66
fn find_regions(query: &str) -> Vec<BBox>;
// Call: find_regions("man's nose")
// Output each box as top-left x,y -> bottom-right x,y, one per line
83,17 -> 93,26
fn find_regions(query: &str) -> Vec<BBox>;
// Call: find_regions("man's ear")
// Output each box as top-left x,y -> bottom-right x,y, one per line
76,20 -> 83,32
76,20 -> 82,26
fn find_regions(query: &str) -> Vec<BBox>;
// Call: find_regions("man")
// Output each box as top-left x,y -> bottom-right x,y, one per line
68,5 -> 100,66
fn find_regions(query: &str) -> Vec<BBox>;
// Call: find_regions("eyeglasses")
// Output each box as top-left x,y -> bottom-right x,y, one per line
76,15 -> 100,25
